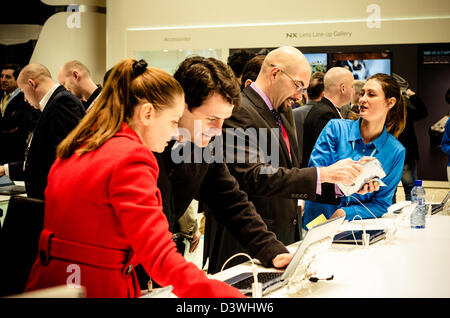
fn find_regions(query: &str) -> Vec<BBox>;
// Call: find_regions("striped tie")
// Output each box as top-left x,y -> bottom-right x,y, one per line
271,109 -> 283,130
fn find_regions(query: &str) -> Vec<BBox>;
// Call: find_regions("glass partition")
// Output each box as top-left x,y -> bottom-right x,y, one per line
133,48 -> 222,75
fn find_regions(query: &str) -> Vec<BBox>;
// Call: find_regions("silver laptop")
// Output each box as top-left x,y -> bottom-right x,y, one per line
224,215 -> 345,296
428,191 -> 450,215
0,176 -> 26,195
392,191 -> 450,215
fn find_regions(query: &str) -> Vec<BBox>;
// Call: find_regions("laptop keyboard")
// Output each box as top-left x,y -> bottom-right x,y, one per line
231,272 -> 283,290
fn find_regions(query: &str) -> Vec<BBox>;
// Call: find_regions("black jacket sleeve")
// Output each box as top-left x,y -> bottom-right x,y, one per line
198,162 -> 288,267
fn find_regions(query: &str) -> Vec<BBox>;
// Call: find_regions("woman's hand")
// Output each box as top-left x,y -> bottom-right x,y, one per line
331,208 -> 346,219
357,180 -> 380,195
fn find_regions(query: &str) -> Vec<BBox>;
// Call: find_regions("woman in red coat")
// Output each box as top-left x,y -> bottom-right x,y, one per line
25,59 -> 244,298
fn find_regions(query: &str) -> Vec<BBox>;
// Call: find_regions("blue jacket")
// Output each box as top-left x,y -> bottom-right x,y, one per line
441,119 -> 450,166
303,118 -> 405,229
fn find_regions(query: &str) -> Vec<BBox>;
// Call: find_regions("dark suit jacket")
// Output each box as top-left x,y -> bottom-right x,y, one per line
0,91 -> 40,164
302,96 -> 342,167
293,101 -> 321,168
8,85 -> 85,199
135,140 -> 288,280
398,95 -> 427,162
204,85 -> 339,273
82,85 -> 102,111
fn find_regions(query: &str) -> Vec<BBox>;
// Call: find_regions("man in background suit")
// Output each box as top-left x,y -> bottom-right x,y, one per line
57,60 -> 102,112
293,71 -> 325,167
302,67 -> 354,167
205,47 -> 363,273
0,63 -> 85,199
0,64 -> 40,164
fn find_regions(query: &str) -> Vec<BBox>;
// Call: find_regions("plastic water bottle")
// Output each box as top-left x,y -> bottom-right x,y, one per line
410,180 -> 426,229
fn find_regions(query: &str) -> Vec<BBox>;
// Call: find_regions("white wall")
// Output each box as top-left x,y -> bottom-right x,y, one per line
106,0 -> 450,68
30,11 -> 106,85
30,0 -> 107,85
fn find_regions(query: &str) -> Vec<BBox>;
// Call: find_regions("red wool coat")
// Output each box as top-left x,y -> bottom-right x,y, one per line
25,123 -> 244,298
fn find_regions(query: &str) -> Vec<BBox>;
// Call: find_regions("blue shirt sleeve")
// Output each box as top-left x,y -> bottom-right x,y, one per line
308,120 -> 340,168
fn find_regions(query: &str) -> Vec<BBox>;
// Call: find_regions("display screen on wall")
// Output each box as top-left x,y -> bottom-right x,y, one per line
304,53 -> 327,73
422,49 -> 450,64
330,52 -> 391,80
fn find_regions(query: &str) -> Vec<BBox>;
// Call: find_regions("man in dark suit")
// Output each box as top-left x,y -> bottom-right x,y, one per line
302,67 -> 354,167
205,47 -> 363,273
0,64 -> 40,164
293,71 -> 325,167
0,63 -> 85,199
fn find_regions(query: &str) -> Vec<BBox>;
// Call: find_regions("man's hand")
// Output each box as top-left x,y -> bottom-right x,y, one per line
272,253 -> 294,269
0,165 -> 5,177
188,230 -> 202,253
319,158 -> 363,185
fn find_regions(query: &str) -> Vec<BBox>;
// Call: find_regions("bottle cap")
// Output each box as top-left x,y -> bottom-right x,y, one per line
414,180 -> 422,186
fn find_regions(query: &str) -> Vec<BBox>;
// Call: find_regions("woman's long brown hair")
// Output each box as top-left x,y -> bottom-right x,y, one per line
56,58 -> 184,159
367,73 -> 407,138
351,73 -> 407,138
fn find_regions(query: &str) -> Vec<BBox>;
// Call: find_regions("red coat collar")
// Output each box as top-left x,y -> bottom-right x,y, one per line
115,122 -> 143,144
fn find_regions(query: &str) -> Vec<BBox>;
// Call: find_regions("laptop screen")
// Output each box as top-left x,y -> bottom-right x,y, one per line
441,191 -> 450,205
281,215 -> 345,281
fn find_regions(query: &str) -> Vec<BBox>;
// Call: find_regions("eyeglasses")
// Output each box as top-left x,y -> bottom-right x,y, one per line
270,64 -> 305,93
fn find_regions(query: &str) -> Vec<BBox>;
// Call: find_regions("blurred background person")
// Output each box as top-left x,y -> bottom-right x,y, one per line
302,67 -> 355,167
395,88 -> 428,202
57,60 -> 102,112
390,72 -> 429,202
0,64 -> 40,164
227,50 -> 256,86
441,88 -> 450,187
240,54 -> 266,90
340,79 -> 365,120
293,71 -> 325,168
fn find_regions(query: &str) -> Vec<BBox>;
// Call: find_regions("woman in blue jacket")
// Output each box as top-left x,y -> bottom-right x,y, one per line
303,73 -> 407,229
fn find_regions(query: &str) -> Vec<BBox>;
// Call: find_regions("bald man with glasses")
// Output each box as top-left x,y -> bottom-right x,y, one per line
204,46 -> 366,273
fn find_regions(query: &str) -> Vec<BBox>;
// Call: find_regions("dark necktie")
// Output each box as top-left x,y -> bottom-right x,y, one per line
271,109 -> 283,130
